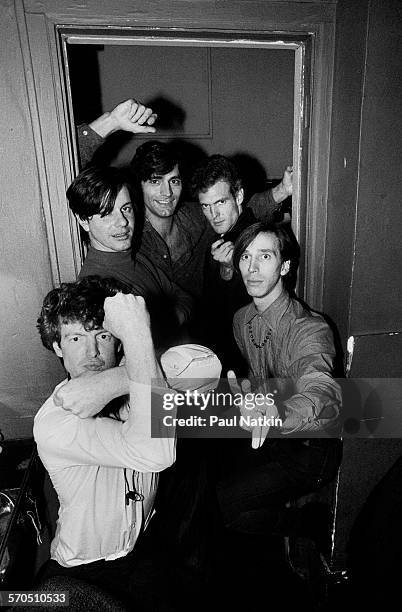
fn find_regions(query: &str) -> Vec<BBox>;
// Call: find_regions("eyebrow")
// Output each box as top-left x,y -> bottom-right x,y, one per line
202,196 -> 229,206
242,248 -> 277,256
150,173 -> 181,179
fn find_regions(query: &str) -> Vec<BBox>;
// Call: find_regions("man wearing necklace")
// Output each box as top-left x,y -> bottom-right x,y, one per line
190,154 -> 292,374
215,221 -> 342,545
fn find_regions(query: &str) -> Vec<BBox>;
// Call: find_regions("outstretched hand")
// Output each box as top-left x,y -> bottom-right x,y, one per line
227,370 -> 278,449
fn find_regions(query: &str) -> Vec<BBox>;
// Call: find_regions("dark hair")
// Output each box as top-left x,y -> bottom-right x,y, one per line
130,141 -> 180,183
190,155 -> 242,200
232,222 -> 299,290
37,275 -> 128,350
66,165 -> 136,221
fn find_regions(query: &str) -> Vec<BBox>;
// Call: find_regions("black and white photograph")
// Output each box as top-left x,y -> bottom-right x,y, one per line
0,1 -> 401,610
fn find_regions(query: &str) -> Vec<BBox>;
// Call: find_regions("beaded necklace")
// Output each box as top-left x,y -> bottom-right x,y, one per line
247,320 -> 271,349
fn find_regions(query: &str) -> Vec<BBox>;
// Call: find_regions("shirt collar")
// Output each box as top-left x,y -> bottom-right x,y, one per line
244,289 -> 290,328
86,245 -> 133,262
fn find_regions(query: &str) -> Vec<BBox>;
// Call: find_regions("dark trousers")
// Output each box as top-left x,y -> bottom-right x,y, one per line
37,526 -> 177,611
215,438 -> 342,534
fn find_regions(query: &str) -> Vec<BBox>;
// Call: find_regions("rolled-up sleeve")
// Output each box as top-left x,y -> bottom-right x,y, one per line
35,384 -> 176,472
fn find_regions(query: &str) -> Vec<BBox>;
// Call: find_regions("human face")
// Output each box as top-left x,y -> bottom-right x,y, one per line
238,232 -> 290,310
78,186 -> 134,252
141,165 -> 182,221
53,321 -> 119,379
199,180 -> 243,235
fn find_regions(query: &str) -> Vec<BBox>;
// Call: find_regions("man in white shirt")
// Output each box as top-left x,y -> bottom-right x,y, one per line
34,275 -> 175,607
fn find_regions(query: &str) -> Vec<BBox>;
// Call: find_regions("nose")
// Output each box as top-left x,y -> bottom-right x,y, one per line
86,336 -> 99,359
113,209 -> 129,227
210,204 -> 220,220
248,257 -> 258,273
160,179 -> 172,197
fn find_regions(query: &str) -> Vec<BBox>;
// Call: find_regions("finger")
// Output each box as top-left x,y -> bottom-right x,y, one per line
251,426 -> 262,449
240,378 -> 252,394
136,107 -> 153,126
126,99 -> 138,116
211,238 -> 225,251
227,370 -> 240,394
146,113 -> 157,126
131,103 -> 146,122
136,125 -> 156,134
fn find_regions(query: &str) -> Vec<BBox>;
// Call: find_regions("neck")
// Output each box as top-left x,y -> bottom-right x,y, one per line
146,210 -> 174,239
254,282 -> 285,313
89,244 -> 132,256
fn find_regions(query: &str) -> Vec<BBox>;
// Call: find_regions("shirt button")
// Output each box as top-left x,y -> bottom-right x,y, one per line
82,130 -> 88,136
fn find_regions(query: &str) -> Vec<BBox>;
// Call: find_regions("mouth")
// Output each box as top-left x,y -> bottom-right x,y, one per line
156,199 -> 174,207
84,362 -> 105,371
246,279 -> 263,286
112,232 -> 131,240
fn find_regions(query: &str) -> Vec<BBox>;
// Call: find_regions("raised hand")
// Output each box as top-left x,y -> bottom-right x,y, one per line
89,98 -> 157,138
103,293 -> 151,343
108,99 -> 157,134
271,164 -> 293,203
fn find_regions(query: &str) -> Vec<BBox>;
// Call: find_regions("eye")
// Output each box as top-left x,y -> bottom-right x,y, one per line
121,204 -> 133,214
240,253 -> 250,261
149,178 -> 160,185
201,203 -> 209,209
99,332 -> 113,342
70,336 -> 80,342
171,178 -> 182,186
261,253 -> 271,260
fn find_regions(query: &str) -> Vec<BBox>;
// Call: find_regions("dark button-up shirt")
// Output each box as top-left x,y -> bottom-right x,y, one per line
233,290 -> 341,434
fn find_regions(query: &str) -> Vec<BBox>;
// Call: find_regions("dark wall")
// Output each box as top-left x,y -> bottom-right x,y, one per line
324,0 -> 402,569
323,0 -> 369,345
325,0 -> 402,350
349,0 -> 402,335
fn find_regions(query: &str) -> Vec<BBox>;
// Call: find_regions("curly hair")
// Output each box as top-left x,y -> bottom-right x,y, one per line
190,154 -> 242,200
37,276 -> 128,351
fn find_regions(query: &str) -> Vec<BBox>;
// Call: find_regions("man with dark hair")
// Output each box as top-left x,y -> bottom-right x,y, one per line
77,99 -> 292,300
66,164 -> 192,348
189,155 -> 293,372
215,222 -> 342,540
34,276 -> 175,607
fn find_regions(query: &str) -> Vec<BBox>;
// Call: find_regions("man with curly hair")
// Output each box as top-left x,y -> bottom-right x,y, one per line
34,275 -> 175,607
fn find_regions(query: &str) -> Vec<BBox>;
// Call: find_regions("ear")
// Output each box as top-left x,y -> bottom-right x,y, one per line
53,341 -> 63,358
235,187 -> 244,214
280,260 -> 290,276
77,216 -> 90,233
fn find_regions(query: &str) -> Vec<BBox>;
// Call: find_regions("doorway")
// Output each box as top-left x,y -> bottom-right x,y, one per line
59,28 -> 310,295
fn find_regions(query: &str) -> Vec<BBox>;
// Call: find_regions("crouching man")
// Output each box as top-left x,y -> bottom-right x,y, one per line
34,276 -> 175,607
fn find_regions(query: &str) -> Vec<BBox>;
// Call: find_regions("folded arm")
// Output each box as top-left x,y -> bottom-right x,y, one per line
40,294 -> 175,472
